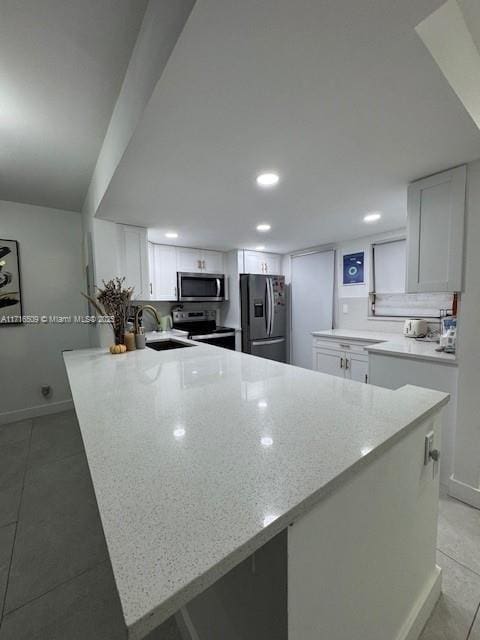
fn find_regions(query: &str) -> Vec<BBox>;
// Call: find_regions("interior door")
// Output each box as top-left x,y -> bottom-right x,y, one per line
291,250 -> 335,369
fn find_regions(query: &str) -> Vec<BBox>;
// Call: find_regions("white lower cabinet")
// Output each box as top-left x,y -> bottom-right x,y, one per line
348,353 -> 369,383
313,339 -> 369,382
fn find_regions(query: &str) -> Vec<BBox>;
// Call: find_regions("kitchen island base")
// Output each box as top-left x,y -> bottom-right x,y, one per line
163,411 -> 442,640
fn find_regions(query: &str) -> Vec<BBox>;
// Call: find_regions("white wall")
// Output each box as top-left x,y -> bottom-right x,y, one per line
0,201 -> 89,423
82,0 -> 196,219
334,229 -> 407,333
450,159 -> 480,506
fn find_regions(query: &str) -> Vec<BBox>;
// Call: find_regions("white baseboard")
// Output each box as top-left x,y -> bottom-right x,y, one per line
0,400 -> 74,425
449,474 -> 480,510
395,565 -> 442,640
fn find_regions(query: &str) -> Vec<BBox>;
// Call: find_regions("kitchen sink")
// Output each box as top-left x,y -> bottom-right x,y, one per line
146,340 -> 195,351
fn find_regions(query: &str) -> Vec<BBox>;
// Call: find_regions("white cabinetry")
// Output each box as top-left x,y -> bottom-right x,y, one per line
117,224 -> 149,300
243,251 -> 282,275
177,247 -> 224,274
202,249 -> 224,273
148,245 -> 225,301
177,247 -> 201,273
313,338 -> 369,383
407,165 -> 466,293
150,244 -> 177,301
369,352 -> 457,485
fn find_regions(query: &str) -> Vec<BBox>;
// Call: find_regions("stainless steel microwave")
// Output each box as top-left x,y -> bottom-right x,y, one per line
177,272 -> 226,302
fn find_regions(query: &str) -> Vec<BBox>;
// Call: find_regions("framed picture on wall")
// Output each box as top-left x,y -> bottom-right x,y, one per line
343,251 -> 365,285
0,239 -> 23,325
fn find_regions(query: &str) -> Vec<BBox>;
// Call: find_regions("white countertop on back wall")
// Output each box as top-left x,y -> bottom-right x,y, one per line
312,329 -> 457,365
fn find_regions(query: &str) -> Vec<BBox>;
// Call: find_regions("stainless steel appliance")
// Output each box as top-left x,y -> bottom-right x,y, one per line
240,274 -> 287,362
177,272 -> 225,302
172,309 -> 236,350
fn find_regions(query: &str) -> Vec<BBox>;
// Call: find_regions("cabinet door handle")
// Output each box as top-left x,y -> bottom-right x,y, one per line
174,286 -> 177,299
202,260 -> 206,270
365,373 -> 368,384
339,343 -> 351,349
345,358 -> 349,370
150,282 -> 153,295
340,357 -> 344,369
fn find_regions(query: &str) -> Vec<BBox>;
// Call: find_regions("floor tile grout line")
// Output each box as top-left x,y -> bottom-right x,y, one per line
437,547 -> 480,579
466,600 -> 480,639
1,558 -> 110,620
0,422 -> 33,623
24,447 -> 85,476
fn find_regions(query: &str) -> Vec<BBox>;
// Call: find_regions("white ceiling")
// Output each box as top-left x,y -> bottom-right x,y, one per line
0,0 -> 147,212
96,0 -> 480,253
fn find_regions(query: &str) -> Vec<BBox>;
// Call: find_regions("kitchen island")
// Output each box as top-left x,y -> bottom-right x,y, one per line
64,340 -> 448,640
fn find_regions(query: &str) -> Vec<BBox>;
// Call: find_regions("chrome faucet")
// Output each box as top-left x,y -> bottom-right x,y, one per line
135,304 -> 161,333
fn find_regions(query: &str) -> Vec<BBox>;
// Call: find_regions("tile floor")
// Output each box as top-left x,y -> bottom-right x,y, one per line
0,410 -> 478,639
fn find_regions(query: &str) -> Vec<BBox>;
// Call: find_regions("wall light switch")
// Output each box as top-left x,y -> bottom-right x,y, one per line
342,304 -> 349,314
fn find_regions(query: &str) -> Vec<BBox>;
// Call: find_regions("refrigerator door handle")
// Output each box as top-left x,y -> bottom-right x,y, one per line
269,277 -> 275,336
265,278 -> 272,336
251,337 -> 285,346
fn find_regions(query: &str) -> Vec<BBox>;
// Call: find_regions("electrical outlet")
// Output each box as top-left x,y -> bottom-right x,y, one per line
342,303 -> 349,314
424,430 -> 434,465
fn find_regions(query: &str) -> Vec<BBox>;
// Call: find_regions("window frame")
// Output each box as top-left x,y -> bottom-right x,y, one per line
369,235 -> 454,320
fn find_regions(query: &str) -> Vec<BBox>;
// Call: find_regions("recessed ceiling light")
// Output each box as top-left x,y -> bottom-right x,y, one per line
256,172 -> 279,188
255,245 -> 265,251
173,427 -> 185,439
261,436 -> 273,447
256,223 -> 271,232
363,211 -> 382,223
165,231 -> 178,238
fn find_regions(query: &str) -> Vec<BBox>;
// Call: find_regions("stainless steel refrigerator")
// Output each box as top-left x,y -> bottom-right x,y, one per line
240,274 -> 287,362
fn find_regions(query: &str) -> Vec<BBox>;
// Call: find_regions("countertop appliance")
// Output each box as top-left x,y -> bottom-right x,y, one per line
172,309 -> 236,350
403,318 -> 428,338
177,272 -> 225,302
439,316 -> 457,353
240,273 -> 287,362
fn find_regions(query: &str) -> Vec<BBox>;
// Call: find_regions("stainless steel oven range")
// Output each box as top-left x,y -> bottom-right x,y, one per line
172,310 -> 236,350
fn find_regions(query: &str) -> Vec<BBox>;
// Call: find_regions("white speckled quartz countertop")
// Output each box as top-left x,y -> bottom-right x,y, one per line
312,329 -> 457,365
64,343 -> 448,639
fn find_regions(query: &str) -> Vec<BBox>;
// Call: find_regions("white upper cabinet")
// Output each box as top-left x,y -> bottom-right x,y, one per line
406,165 -> 466,293
176,247 -> 224,274
243,251 -> 282,275
177,247 -> 203,273
151,244 -> 178,301
202,249 -> 224,273
117,224 -> 149,300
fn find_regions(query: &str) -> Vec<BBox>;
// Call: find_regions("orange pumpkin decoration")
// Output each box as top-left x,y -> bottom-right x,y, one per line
109,344 -> 127,354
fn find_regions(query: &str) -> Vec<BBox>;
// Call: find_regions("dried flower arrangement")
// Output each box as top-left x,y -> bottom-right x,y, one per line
82,277 -> 134,346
